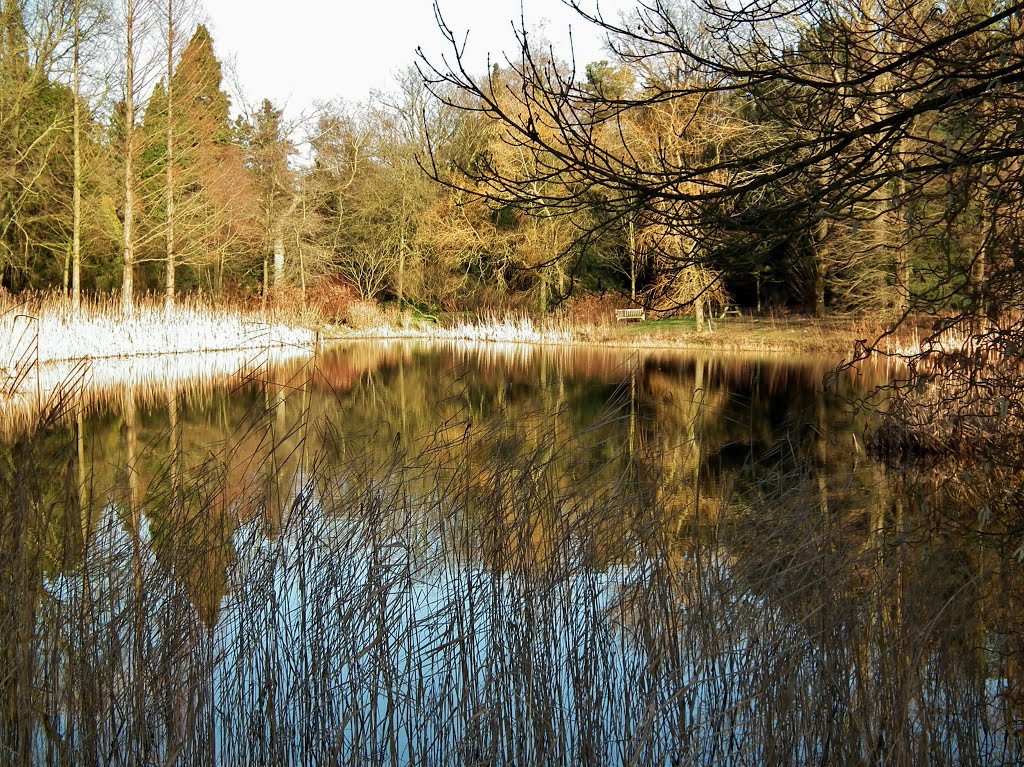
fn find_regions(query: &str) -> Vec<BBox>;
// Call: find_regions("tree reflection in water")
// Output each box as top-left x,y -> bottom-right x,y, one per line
0,341 -> 1020,765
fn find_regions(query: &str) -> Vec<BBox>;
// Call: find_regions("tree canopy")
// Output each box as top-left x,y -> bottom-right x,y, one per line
1,0 -> 1021,351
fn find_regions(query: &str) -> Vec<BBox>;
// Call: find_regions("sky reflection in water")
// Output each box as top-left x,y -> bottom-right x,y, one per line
1,341 -> 1020,766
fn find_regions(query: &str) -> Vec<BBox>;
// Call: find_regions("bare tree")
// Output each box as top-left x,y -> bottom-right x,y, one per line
118,0 -> 159,315
162,0 -> 197,310
422,0 -> 1024,371
71,0 -> 82,310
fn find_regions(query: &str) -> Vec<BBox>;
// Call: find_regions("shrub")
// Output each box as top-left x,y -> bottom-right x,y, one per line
344,300 -> 393,330
306,280 -> 360,322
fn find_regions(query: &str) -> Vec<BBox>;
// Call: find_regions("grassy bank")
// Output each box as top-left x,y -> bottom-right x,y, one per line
330,306 -> 890,357
571,313 -> 875,355
1,292 -> 897,378
341,312 -> 573,345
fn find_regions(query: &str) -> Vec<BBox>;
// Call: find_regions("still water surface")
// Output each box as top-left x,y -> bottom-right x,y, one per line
1,341 -> 1020,765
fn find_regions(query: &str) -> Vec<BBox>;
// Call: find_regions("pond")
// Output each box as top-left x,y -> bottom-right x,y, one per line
0,341 -> 1020,766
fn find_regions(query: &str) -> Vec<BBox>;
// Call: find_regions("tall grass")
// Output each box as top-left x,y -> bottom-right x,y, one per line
0,345 -> 1020,766
342,310 -> 574,345
0,292 -> 316,368
867,313 -> 1024,462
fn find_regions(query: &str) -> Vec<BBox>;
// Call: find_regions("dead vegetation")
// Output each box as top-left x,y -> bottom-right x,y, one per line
867,322 -> 1024,466
0,345 -> 1021,765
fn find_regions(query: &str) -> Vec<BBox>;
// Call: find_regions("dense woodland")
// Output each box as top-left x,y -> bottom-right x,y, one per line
0,0 -> 1021,327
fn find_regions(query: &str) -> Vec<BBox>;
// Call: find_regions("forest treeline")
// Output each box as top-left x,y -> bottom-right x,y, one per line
0,0 -> 1021,325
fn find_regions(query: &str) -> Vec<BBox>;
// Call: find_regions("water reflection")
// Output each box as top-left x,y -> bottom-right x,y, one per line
0,346 -> 314,438
0,341 -> 1020,765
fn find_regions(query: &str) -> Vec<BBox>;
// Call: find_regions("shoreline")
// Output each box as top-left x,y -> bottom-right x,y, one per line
0,300 -> 317,368
0,309 -> 903,433
327,315 -> 884,358
2,294 -> 906,375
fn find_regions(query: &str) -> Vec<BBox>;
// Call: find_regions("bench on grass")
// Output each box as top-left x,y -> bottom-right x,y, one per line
615,308 -> 646,322
719,305 -> 742,319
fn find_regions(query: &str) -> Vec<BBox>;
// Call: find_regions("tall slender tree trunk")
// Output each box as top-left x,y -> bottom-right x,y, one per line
122,0 -> 137,317
71,0 -> 82,313
261,254 -> 269,312
164,0 -> 176,313
628,216 -> 636,301
396,232 -> 405,308
971,203 -> 997,333
813,218 -> 828,318
272,230 -> 284,288
892,142 -> 911,315
876,16 -> 912,317
397,185 -> 408,308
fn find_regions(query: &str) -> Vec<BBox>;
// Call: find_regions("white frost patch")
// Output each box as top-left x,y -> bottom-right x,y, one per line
348,314 -> 572,344
0,302 -> 317,433
0,304 -> 314,365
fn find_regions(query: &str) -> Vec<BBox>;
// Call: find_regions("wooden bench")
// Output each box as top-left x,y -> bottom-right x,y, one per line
719,305 -> 742,319
615,308 -> 646,322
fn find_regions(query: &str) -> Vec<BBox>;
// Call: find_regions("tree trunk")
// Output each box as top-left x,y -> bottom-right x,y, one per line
396,233 -> 405,307
628,216 -> 636,301
164,0 -> 176,313
273,230 -> 284,289
813,218 -> 828,318
971,212 -> 995,333
121,0 -> 137,317
892,151 -> 910,315
71,0 -> 81,313
262,254 -> 269,312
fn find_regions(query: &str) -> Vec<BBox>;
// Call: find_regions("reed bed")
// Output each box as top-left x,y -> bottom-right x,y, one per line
868,374 -> 1024,463
342,312 -> 573,345
0,354 -> 1020,766
0,292 -> 316,368
868,316 -> 1024,463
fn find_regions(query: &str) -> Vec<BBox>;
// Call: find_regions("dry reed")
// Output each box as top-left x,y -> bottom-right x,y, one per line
0,292 -> 316,368
0,344 -> 1019,766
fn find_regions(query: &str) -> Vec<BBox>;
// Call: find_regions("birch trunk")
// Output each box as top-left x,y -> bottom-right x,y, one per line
121,0 -> 137,317
273,230 -> 284,288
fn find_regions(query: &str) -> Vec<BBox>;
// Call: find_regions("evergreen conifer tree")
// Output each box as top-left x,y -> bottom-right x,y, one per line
143,24 -> 255,295
0,0 -> 75,290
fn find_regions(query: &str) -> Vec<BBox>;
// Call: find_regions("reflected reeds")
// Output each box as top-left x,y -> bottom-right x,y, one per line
0,341 -> 1019,766
0,347 -> 316,439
